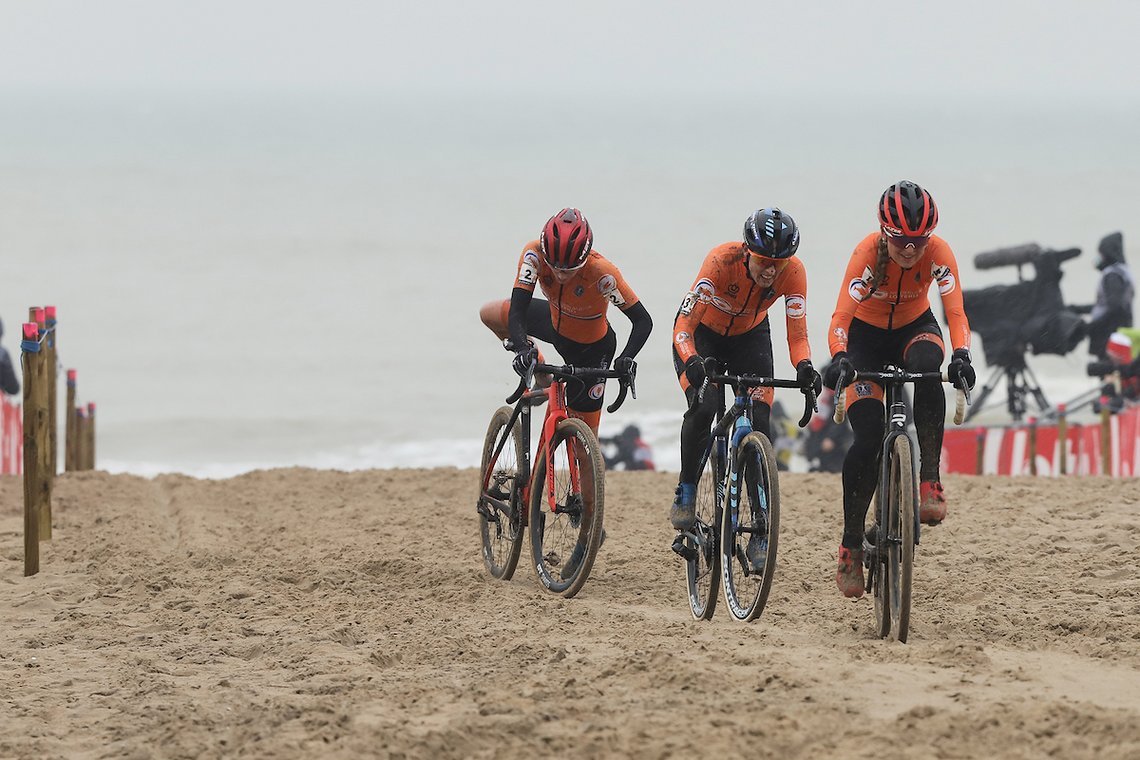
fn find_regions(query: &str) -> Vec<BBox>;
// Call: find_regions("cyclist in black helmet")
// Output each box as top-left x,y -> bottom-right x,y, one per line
668,208 -> 821,570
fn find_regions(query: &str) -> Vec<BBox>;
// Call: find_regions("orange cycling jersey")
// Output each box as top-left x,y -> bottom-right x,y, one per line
829,233 -> 971,355
673,242 -> 811,367
514,241 -> 640,344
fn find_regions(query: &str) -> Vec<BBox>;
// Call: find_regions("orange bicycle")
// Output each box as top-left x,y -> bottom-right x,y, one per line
477,361 -> 634,597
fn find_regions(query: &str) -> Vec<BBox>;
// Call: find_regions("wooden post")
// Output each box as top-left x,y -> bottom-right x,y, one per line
45,306 -> 58,478
20,321 -> 45,575
75,409 -> 88,472
87,402 -> 96,470
1057,403 -> 1068,476
974,426 -> 986,475
28,308 -> 52,541
1027,417 -> 1037,476
1099,396 -> 1113,476
65,370 -> 77,472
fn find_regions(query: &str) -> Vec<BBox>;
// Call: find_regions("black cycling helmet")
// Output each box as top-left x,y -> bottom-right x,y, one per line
743,207 -> 800,259
878,180 -> 938,237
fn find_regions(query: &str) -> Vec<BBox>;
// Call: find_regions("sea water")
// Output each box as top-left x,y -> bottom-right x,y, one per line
2,91 -> 1135,476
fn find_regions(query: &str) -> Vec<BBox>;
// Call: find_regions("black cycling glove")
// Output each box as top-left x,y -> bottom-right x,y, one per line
796,359 -> 823,396
822,352 -> 856,390
511,344 -> 538,378
948,348 -> 976,391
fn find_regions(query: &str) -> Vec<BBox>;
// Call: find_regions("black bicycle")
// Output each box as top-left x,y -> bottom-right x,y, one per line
477,361 -> 634,598
672,369 -> 816,622
833,366 -> 968,642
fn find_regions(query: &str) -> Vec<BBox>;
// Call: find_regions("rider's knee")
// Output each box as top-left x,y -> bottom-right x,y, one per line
479,300 -> 510,338
903,336 -> 944,372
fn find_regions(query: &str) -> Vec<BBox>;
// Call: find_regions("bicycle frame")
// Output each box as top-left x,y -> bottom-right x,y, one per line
480,381 -> 569,524
878,378 -> 923,548
483,362 -> 633,522
675,374 -> 814,556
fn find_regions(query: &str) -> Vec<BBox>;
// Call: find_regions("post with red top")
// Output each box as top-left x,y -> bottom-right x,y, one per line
974,426 -> 986,475
1057,403 -> 1068,476
1027,417 -> 1038,476
65,370 -> 77,472
45,306 -> 58,478
27,307 -> 52,541
86,402 -> 96,470
20,319 -> 48,575
1099,396 -> 1113,476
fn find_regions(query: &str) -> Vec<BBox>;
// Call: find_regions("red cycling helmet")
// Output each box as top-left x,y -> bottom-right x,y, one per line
878,180 -> 938,237
540,208 -> 593,269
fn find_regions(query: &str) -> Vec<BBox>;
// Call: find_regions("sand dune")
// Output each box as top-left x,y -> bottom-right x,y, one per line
1,469 -> 1138,758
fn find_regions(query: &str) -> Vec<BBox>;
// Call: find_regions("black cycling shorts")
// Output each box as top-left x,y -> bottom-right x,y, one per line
525,298 -> 616,412
671,316 -> 774,400
846,309 -> 944,372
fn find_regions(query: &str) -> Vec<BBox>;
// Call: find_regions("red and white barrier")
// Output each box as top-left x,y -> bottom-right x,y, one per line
1,396 -> 22,475
941,406 -> 1140,476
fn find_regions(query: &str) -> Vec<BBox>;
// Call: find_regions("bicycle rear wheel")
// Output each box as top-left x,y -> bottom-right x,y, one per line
685,442 -> 722,620
477,406 -> 525,580
529,418 -> 606,598
887,435 -> 916,642
720,432 -> 780,622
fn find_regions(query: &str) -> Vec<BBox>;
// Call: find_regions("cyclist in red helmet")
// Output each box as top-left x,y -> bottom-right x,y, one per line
479,208 -> 652,435
823,180 -> 975,598
669,207 -> 821,562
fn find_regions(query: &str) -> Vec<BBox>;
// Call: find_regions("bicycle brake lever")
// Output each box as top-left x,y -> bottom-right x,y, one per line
797,387 -> 817,428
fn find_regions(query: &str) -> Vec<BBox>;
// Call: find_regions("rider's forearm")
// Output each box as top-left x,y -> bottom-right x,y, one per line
617,302 -> 653,360
507,287 -> 533,347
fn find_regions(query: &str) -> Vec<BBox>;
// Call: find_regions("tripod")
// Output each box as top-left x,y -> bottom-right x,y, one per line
965,354 -> 1050,422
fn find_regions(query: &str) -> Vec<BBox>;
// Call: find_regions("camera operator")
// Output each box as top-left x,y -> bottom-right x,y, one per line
1073,232 -> 1134,358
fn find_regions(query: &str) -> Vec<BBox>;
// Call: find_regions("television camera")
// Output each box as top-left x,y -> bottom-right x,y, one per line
961,243 -> 1088,421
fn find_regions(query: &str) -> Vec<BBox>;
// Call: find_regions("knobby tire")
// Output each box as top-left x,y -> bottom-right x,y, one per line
478,406 -> 525,580
720,432 -> 780,622
528,418 -> 606,598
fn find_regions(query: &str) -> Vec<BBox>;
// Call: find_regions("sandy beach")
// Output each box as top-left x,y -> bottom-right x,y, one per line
1,469 -> 1138,759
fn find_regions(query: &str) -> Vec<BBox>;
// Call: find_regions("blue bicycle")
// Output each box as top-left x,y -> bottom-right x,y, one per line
672,369 -> 815,622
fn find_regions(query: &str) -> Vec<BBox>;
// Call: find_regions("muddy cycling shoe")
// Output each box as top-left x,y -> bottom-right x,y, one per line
836,545 -> 865,598
919,480 -> 947,526
745,534 -> 768,574
560,528 -> 606,580
669,483 -> 697,530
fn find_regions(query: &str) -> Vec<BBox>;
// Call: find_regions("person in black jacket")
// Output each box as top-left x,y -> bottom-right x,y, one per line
0,318 -> 20,396
1075,232 -> 1135,358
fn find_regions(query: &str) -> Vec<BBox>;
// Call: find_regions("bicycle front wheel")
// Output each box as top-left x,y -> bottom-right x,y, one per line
529,418 -> 606,598
721,432 -> 780,622
887,435 -> 916,642
477,406 -> 525,580
685,442 -> 722,620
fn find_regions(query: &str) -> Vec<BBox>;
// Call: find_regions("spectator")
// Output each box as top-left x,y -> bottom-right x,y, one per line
1077,232 -> 1134,358
600,425 -> 656,471
0,318 -> 20,396
803,386 -> 853,473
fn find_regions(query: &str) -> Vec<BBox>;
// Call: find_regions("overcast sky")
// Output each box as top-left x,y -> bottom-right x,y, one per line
1,1 -> 1138,102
